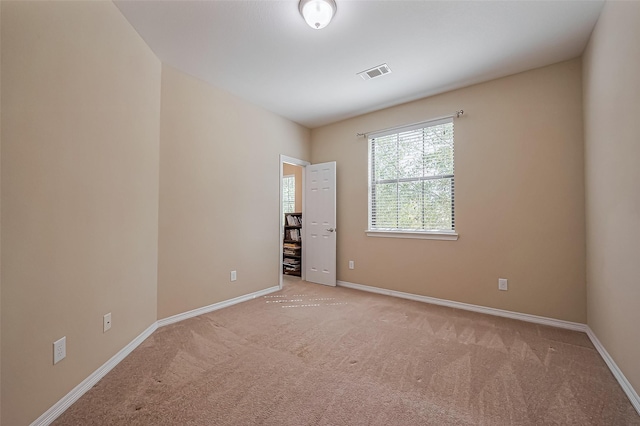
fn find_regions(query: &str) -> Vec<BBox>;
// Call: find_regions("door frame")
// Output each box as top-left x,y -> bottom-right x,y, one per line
279,155 -> 310,290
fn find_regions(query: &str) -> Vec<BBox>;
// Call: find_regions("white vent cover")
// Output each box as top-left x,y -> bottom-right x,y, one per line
357,64 -> 392,81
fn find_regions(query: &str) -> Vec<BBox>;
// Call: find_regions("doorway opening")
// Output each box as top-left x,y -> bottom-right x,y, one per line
279,155 -> 310,290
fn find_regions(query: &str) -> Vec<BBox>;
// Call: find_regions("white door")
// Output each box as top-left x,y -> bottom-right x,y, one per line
304,162 -> 336,286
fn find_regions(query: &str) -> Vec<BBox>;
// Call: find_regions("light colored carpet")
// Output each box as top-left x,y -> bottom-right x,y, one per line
54,278 -> 640,425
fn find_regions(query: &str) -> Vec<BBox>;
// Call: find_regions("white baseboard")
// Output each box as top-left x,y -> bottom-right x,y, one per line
586,327 -> 640,415
30,322 -> 158,426
157,285 -> 281,327
29,281 -> 640,423
30,284 -> 282,425
337,280 -> 587,331
337,280 -> 640,416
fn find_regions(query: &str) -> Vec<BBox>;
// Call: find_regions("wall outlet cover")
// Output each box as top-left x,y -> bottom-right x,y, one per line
498,278 -> 508,291
53,336 -> 66,364
103,313 -> 112,333
230,270 -> 237,282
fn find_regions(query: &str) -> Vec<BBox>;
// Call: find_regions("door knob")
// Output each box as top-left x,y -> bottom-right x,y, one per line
326,228 -> 335,232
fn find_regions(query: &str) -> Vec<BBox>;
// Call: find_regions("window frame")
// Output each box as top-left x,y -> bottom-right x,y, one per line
366,117 -> 459,241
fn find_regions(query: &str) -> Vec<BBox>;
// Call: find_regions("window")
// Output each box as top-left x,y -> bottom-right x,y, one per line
368,117 -> 457,240
283,175 -> 296,214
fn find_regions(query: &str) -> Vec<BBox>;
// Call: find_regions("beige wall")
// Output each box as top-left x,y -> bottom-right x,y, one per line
311,59 -> 586,322
1,2 -> 161,425
6,1 -> 635,423
283,163 -> 303,213
158,65 -> 310,319
583,1 -> 640,394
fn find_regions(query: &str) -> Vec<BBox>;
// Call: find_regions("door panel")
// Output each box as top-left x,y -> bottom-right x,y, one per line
304,162 -> 336,286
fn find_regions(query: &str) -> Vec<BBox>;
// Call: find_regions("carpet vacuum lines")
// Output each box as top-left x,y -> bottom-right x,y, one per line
47,279 -> 640,425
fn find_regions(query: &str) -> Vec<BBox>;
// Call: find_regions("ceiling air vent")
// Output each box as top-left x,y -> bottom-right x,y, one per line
357,63 -> 392,81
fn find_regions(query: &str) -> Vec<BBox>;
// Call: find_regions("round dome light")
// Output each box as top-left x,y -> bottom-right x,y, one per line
299,0 -> 337,30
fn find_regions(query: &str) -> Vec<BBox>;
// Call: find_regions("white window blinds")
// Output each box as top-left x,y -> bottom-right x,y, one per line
369,117 -> 455,232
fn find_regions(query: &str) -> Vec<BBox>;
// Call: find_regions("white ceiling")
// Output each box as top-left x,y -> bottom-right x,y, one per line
114,0 -> 604,128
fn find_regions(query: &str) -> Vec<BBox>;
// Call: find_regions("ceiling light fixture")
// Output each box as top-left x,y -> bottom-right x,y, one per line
299,0 -> 336,30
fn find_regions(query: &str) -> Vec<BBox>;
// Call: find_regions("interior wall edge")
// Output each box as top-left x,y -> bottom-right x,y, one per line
582,0 -> 640,402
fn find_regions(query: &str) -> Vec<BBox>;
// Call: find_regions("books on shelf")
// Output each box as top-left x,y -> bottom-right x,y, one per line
283,212 -> 302,276
283,257 -> 300,273
285,228 -> 300,241
286,214 -> 302,227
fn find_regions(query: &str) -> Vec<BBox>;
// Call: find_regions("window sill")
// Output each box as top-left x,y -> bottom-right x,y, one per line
365,230 -> 459,241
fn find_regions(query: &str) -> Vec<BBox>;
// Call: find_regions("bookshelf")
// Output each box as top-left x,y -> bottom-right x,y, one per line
283,212 -> 302,276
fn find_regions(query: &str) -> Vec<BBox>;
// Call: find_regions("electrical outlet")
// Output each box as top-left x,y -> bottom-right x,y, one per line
230,270 -> 237,282
53,336 -> 66,364
103,313 -> 112,333
348,260 -> 354,270
498,278 -> 508,291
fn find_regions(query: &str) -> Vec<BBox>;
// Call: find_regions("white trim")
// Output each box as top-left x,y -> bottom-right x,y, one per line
157,285 -> 280,327
586,327 -> 640,415
337,280 -> 640,414
280,155 -> 309,166
337,280 -> 586,331
30,322 -> 158,426
28,281 -> 640,423
366,230 -> 459,241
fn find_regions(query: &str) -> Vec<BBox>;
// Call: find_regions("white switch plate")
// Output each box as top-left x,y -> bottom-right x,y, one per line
230,270 -> 237,282
348,260 -> 354,270
53,336 -> 66,364
103,312 -> 112,333
498,278 -> 508,291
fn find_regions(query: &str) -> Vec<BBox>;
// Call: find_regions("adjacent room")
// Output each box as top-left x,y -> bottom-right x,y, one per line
1,0 -> 639,424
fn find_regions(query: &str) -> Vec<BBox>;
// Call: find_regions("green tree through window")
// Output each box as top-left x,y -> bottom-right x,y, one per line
369,118 -> 455,232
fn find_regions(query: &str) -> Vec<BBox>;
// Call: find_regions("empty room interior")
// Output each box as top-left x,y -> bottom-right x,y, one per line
1,0 -> 639,424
